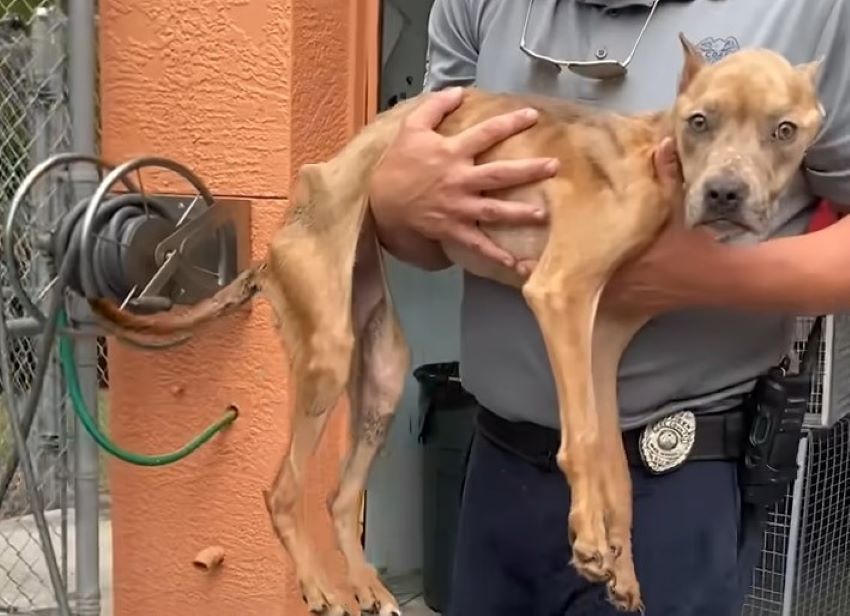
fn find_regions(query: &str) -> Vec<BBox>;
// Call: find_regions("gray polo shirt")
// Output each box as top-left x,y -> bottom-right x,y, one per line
423,0 -> 850,430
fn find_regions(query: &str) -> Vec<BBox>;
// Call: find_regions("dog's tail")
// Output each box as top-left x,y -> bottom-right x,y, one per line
89,262 -> 267,337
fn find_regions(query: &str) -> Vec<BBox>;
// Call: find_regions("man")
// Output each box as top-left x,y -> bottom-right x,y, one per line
369,1 -> 850,614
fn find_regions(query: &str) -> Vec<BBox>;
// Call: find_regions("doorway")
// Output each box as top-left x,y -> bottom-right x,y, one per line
363,0 -> 461,602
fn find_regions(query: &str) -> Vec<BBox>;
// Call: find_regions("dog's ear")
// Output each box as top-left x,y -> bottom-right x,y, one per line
796,57 -> 824,87
677,32 -> 705,93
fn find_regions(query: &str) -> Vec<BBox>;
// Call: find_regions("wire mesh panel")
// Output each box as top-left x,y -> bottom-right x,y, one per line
793,316 -> 829,423
742,486 -> 797,615
743,314 -> 850,616
790,418 -> 850,616
0,3 -> 74,613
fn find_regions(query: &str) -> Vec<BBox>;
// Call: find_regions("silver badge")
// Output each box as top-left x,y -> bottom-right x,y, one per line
639,410 -> 697,474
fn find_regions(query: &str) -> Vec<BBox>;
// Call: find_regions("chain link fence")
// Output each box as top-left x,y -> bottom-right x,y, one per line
0,3 -> 92,613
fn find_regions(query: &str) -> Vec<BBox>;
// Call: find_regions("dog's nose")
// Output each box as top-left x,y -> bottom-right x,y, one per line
703,175 -> 750,214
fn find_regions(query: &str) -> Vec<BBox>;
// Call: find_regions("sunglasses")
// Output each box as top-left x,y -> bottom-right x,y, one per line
520,0 -> 661,80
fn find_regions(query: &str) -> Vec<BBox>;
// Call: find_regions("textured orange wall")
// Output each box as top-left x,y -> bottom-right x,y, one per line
99,2 -> 377,614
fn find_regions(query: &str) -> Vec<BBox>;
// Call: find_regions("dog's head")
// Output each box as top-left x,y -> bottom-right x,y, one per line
672,34 -> 825,238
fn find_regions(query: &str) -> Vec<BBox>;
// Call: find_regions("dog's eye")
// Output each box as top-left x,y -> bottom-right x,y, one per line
774,121 -> 797,141
688,113 -> 708,133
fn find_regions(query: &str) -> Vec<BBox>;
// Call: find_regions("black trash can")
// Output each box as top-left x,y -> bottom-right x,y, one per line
415,361 -> 478,614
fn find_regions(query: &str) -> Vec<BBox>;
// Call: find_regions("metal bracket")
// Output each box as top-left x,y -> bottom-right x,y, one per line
126,194 -> 252,308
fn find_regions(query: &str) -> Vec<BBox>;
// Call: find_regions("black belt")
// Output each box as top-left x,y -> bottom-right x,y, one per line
476,405 -> 747,473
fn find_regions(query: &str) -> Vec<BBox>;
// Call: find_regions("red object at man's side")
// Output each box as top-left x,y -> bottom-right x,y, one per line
808,199 -> 839,232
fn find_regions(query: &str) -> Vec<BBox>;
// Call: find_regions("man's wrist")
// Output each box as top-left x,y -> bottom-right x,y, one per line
656,240 -> 780,312
379,228 -> 452,271
702,244 -> 773,308
371,203 -> 452,271
687,232 -> 842,315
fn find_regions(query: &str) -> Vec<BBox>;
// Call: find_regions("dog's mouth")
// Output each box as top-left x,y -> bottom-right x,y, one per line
686,191 -> 770,239
698,217 -> 758,235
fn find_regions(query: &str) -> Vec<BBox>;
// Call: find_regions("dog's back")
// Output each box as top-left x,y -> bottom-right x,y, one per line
428,88 -> 668,287
85,40 -> 828,616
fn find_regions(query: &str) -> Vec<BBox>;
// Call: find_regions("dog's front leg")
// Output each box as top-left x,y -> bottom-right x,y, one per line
523,263 -> 611,583
592,308 -> 651,613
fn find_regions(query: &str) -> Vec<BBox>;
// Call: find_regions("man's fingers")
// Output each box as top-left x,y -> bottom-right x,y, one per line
652,137 -> 683,188
452,108 -> 541,156
464,157 -> 560,192
405,87 -> 466,130
516,259 -> 538,278
462,197 -> 549,225
451,224 -> 517,268
652,137 -> 685,225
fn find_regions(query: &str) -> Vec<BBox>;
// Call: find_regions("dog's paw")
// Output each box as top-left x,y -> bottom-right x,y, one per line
568,507 -> 613,583
349,566 -> 401,616
570,545 -> 613,583
606,575 -> 644,614
299,575 -> 352,616
605,539 -> 641,613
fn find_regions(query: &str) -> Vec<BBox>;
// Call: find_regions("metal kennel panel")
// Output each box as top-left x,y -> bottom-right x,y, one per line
743,311 -> 850,616
794,314 -> 850,430
741,470 -> 800,615
788,419 -> 850,616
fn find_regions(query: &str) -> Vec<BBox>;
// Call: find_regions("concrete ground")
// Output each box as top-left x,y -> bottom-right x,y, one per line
0,508 -> 438,616
403,597 -> 439,615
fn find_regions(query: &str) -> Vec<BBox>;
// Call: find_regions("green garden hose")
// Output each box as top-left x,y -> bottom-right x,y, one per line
57,310 -> 237,466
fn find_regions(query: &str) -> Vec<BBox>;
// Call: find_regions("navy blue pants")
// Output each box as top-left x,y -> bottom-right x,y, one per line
447,429 -> 764,616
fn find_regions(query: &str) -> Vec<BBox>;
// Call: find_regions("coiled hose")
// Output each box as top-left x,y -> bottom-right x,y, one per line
0,191 -> 238,509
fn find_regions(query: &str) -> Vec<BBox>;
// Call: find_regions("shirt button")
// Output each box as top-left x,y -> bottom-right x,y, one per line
595,47 -> 608,60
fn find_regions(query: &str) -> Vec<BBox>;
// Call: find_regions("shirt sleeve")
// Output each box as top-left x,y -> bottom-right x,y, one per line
803,0 -> 850,211
423,0 -> 481,92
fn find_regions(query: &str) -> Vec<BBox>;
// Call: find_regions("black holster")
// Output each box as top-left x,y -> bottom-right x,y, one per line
738,317 -> 823,509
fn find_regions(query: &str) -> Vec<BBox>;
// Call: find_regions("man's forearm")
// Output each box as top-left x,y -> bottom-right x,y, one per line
689,217 -> 850,315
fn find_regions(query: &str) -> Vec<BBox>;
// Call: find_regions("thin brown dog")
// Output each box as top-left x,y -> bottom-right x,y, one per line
92,36 -> 823,614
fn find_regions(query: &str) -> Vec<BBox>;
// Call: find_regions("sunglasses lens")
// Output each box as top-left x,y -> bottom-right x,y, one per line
570,61 -> 627,80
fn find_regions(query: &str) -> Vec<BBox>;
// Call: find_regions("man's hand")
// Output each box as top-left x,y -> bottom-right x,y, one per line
370,87 -> 560,270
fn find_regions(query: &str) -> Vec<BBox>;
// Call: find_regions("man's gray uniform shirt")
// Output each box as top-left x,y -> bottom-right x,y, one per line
423,0 -> 850,430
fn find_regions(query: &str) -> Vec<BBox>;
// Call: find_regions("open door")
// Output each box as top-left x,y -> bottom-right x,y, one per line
361,0 -> 465,603
351,0 -> 383,550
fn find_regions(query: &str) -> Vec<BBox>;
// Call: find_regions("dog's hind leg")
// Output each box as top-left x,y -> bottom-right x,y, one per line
329,224 -> 409,616
592,309 -> 650,613
262,164 -> 365,615
263,272 -> 356,614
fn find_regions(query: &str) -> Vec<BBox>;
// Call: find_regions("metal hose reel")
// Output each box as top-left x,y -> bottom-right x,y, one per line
1,151 -> 251,482
1,150 -> 253,453
3,152 -> 251,329
0,153 -> 251,615
1,150 -> 253,513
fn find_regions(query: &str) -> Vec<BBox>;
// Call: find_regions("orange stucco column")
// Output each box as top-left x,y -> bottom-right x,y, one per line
99,2 -> 378,614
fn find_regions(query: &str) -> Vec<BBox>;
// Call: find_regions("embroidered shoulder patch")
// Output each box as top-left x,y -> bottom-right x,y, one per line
696,36 -> 741,63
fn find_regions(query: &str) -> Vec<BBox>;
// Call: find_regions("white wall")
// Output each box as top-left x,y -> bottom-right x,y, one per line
364,0 -> 458,577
